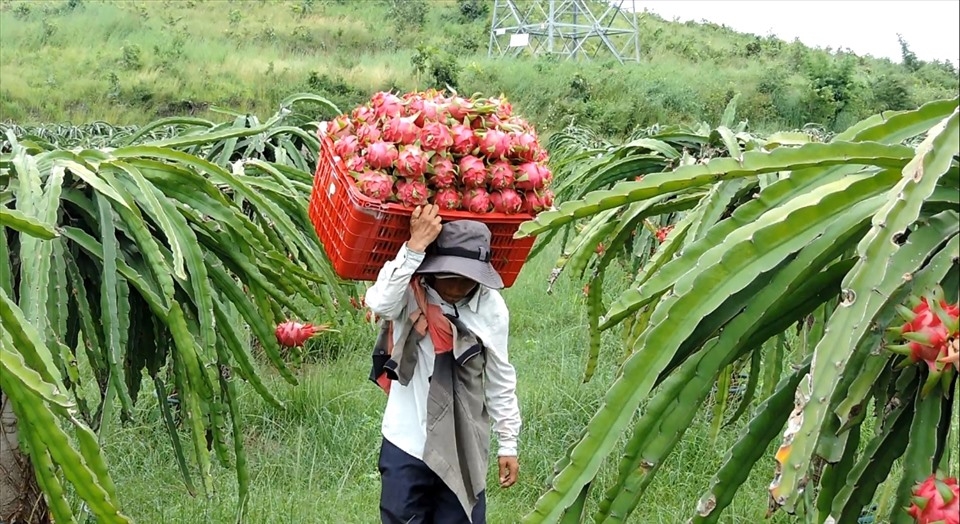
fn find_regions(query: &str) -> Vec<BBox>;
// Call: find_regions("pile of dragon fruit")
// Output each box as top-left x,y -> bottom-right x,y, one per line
321,89 -> 555,215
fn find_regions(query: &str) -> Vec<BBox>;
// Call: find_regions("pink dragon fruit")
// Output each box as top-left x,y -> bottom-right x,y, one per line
887,288 -> 960,395
357,171 -> 395,201
478,129 -> 512,160
489,161 -> 515,190
447,96 -> 475,122
351,105 -> 376,124
428,156 -> 457,188
523,190 -> 552,214
344,154 -> 365,173
421,122 -> 454,152
458,155 -> 488,188
383,115 -> 421,144
906,473 -> 959,524
396,178 -> 430,207
490,189 -> 523,214
275,320 -> 327,348
333,135 -> 359,159
462,188 -> 491,214
510,131 -> 540,161
433,188 -> 462,210
365,141 -> 399,170
355,123 -> 382,146
371,91 -> 404,120
516,161 -> 553,191
328,114 -> 354,139
397,145 -> 429,179
451,124 -> 478,155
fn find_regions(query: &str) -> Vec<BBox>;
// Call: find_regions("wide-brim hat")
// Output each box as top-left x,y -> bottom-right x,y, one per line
416,220 -> 504,290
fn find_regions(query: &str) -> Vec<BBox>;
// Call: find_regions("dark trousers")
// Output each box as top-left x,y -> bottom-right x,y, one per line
378,438 -> 486,524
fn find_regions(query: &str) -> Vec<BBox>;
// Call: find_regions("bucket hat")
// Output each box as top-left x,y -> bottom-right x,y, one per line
415,220 -> 504,290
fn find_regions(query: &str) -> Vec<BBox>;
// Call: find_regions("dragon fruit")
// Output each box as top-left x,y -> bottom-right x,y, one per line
447,96 -> 475,122
434,188 -> 462,210
478,128 -> 512,160
371,91 -> 404,120
451,124 -> 478,155
397,145 -> 428,179
365,141 -> 399,170
886,287 -> 959,395
421,122 -> 454,152
655,225 -> 675,243
458,155 -> 487,188
523,190 -> 552,214
334,135 -> 359,159
428,156 -> 457,188
328,114 -> 354,139
489,161 -> 515,190
275,320 -> 326,348
355,123 -> 382,146
462,188 -> 491,214
344,154 -> 365,173
383,114 -> 421,144
510,131 -> 540,161
396,178 -> 430,207
516,161 -> 553,191
357,171 -> 395,201
351,105 -> 375,124
490,189 -> 523,214
906,473 -> 959,524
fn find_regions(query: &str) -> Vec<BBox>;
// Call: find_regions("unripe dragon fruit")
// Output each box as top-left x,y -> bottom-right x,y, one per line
478,128 -> 512,160
462,187 -> 491,214
490,188 -> 523,214
489,161 -> 516,190
371,91 -> 404,120
451,124 -> 478,155
906,473 -> 959,524
365,141 -> 399,170
458,155 -> 488,188
383,114 -> 421,144
334,135 -> 359,159
357,171 -> 395,201
886,287 -> 960,396
421,121 -> 454,152
355,123 -> 382,146
428,156 -> 457,188
516,161 -> 553,191
275,320 -> 326,348
433,187 -> 462,210
397,145 -> 429,179
396,178 -> 430,207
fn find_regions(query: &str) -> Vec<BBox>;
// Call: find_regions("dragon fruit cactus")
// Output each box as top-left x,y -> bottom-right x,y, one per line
887,286 -> 960,396
371,91 -> 404,121
383,114 -> 421,144
396,145 -> 429,179
428,156 -> 457,188
516,161 -> 553,191
477,128 -> 512,160
451,124 -> 478,155
462,188 -> 491,214
489,161 -> 515,190
490,189 -> 524,214
275,320 -> 326,348
357,171 -> 395,201
906,473 -> 959,524
396,178 -> 431,207
365,140 -> 399,170
434,188 -> 463,210
458,155 -> 487,188
421,121 -> 454,152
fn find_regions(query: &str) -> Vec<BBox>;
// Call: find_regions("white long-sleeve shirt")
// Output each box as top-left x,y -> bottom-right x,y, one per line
364,243 -> 522,460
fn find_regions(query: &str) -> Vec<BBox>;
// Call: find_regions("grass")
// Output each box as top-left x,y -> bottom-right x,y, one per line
98,243 -> 806,523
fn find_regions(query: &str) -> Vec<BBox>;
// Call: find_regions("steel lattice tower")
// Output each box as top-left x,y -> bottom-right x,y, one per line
487,0 -> 640,64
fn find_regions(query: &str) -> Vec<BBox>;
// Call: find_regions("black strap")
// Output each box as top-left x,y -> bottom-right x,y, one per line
430,245 -> 491,263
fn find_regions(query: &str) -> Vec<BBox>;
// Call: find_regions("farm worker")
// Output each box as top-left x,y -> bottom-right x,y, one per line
365,203 -> 522,524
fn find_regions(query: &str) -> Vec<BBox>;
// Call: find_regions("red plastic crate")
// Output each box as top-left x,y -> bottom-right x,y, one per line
308,135 -> 536,288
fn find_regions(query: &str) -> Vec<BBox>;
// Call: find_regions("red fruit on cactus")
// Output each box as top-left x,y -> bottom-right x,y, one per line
433,187 -> 462,210
478,128 -> 512,160
462,188 -> 491,213
421,121 -> 454,152
451,124 -> 478,155
397,145 -> 428,179
458,155 -> 487,188
516,161 -> 553,191
655,225 -> 675,243
355,123 -> 382,146
357,171 -> 395,201
490,188 -> 523,214
371,91 -> 404,120
333,135 -> 359,158
383,114 -> 421,144
906,473 -> 959,524
275,320 -> 325,348
396,178 -> 431,207
886,287 -> 960,395
428,156 -> 457,188
489,161 -> 516,190
365,141 -> 399,170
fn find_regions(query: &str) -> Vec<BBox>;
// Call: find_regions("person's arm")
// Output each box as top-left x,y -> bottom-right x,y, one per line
482,291 -> 521,487
364,205 -> 442,320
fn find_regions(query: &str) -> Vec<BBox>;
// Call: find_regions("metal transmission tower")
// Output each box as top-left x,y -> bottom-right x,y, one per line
487,0 -> 640,64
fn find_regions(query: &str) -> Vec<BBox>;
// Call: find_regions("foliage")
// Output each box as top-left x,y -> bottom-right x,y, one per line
514,97 -> 960,522
0,93 -> 363,523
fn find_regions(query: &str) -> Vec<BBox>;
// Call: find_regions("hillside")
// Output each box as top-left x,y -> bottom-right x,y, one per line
1,0 -> 957,136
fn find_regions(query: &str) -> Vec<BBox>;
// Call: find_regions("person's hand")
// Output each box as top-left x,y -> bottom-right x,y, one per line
407,204 -> 442,253
498,456 -> 519,488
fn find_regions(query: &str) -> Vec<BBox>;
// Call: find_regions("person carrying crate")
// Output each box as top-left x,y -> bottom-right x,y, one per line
365,204 -> 522,524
